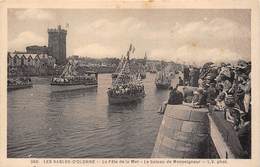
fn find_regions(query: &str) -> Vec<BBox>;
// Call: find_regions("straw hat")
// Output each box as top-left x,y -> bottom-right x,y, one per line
236,60 -> 248,69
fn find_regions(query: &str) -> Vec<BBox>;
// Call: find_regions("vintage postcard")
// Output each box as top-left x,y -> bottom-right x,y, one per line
0,0 -> 259,167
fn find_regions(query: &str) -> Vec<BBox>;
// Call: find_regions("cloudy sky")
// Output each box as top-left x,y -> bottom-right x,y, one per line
8,9 -> 250,65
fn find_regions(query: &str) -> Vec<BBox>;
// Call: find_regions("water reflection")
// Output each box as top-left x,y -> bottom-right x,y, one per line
106,101 -> 146,158
107,101 -> 140,113
49,87 -> 98,100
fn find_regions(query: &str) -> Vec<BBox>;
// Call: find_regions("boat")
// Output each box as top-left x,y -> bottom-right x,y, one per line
108,91 -> 145,104
50,60 -> 98,92
138,64 -> 146,79
150,64 -> 157,73
155,66 -> 171,89
108,45 -> 145,104
133,63 -> 146,79
7,77 -> 33,91
138,53 -> 147,79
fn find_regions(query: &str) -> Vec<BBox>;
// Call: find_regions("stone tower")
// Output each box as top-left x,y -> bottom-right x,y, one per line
48,25 -> 67,65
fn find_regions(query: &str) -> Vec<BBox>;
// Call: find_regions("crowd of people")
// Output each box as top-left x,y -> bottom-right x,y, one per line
180,60 -> 251,156
108,83 -> 145,97
51,75 -> 97,84
159,60 -> 251,156
190,60 -> 251,129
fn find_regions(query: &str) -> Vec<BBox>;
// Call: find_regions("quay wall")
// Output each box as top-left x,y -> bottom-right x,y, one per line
152,104 -> 245,158
152,105 -> 210,158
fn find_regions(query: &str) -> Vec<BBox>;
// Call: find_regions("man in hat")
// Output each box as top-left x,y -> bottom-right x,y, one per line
189,66 -> 200,87
183,66 -> 190,86
206,82 -> 218,105
158,84 -> 183,114
168,84 -> 183,105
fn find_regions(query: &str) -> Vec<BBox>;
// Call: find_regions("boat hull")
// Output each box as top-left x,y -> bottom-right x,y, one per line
108,93 -> 145,104
50,84 -> 97,92
8,84 -> 33,91
155,82 -> 171,89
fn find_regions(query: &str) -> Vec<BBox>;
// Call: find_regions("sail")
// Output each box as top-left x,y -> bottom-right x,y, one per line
156,71 -> 162,80
115,55 -> 125,73
156,66 -> 171,84
60,60 -> 78,78
114,57 -> 132,86
113,44 -> 140,86
60,63 -> 69,77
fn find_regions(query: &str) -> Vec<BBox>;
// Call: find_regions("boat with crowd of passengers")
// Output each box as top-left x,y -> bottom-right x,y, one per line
7,77 -> 33,91
108,44 -> 145,104
50,60 -> 98,92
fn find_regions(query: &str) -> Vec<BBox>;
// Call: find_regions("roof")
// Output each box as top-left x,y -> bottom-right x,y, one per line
8,53 -> 52,60
9,53 -> 37,59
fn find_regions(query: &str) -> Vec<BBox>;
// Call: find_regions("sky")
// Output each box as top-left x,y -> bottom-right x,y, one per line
8,9 -> 251,65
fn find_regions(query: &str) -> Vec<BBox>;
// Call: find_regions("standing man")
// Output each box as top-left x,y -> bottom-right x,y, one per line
183,65 -> 190,86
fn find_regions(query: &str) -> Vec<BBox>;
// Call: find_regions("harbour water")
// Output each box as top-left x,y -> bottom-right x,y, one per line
7,73 -> 173,158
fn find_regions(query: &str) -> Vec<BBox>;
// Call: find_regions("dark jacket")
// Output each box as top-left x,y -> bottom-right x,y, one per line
168,88 -> 184,105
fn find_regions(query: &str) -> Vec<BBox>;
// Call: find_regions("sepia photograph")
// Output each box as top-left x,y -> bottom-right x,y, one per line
0,0 -> 259,165
6,8 -> 253,160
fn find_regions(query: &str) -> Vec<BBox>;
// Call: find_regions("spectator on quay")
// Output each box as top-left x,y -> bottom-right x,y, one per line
178,76 -> 184,86
183,86 -> 195,103
243,73 -> 251,113
197,60 -> 251,135
183,66 -> 190,86
113,59 -> 252,156
189,66 -> 200,87
206,82 -> 218,105
168,84 -> 183,105
192,88 -> 207,108
224,94 -> 242,130
158,85 -> 183,114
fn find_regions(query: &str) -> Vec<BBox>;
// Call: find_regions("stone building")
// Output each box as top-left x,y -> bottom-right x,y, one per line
26,45 -> 49,54
8,52 -> 55,76
48,25 -> 67,65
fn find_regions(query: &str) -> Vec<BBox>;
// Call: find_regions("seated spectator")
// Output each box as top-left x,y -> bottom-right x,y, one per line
158,85 -> 183,114
168,84 -> 183,105
183,86 -> 195,103
206,82 -> 218,105
192,88 -> 207,108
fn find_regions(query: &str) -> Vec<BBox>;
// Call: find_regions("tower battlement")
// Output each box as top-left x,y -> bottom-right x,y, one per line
48,25 -> 67,65
48,25 -> 67,34
48,28 -> 67,34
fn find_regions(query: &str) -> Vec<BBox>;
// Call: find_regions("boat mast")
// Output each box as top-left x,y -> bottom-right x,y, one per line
114,44 -> 132,86
115,55 -> 124,73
